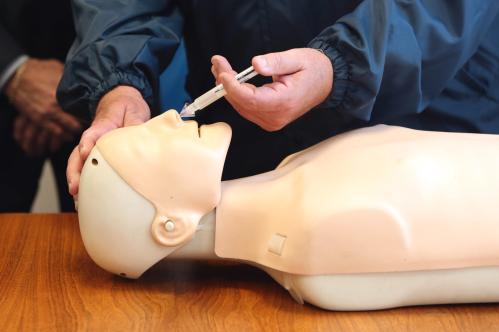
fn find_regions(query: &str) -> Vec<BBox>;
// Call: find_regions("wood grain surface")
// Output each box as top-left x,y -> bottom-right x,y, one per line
0,213 -> 498,331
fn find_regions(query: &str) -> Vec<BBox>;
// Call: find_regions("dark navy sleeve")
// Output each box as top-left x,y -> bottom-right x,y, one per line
308,0 -> 499,122
0,23 -> 24,75
57,0 -> 183,118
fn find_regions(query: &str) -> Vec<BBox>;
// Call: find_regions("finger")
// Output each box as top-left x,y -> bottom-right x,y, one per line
32,128 -> 50,156
123,111 -> 147,126
41,120 -> 64,136
43,118 -> 74,141
211,55 -> 233,73
219,72 -> 256,103
252,49 -> 304,76
219,72 -> 287,112
49,133 -> 63,152
211,55 -> 237,84
66,146 -> 83,196
21,121 -> 39,155
78,121 -> 115,161
13,115 -> 29,143
52,109 -> 83,134
73,194 -> 79,212
220,73 -> 299,131
78,88 -> 149,161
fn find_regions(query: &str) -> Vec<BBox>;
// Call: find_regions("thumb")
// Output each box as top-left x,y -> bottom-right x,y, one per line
252,49 -> 303,76
123,111 -> 148,126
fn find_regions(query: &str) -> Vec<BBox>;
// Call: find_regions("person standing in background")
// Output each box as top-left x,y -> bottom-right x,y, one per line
0,0 -> 82,212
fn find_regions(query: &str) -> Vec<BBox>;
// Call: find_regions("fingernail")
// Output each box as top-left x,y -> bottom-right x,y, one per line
212,55 -> 221,64
254,56 -> 269,71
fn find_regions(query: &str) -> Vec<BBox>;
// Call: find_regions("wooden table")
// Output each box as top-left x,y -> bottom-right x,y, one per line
0,214 -> 498,331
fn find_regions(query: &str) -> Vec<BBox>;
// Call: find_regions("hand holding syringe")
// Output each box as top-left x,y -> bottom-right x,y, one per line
179,66 -> 258,118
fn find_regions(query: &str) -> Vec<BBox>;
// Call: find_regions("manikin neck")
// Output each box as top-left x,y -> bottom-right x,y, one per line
167,209 -> 218,259
165,180 -> 280,284
165,164 -> 272,260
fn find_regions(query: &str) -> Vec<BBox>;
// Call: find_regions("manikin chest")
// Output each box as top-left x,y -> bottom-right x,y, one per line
215,125 -> 499,275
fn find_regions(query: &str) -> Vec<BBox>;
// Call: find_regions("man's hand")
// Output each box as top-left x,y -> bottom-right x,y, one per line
13,113 -> 81,157
211,48 -> 333,131
13,115 -> 50,157
5,58 -> 82,136
67,85 -> 151,198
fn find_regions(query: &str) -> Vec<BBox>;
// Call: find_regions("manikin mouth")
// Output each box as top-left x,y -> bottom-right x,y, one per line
181,119 -> 202,138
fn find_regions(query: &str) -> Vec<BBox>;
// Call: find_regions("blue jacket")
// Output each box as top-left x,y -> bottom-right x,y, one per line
57,0 -> 499,179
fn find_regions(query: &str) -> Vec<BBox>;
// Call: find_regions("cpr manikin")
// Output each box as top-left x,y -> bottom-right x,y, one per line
78,110 -> 499,311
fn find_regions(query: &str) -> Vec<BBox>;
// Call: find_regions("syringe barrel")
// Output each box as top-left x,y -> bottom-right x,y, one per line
193,85 -> 227,110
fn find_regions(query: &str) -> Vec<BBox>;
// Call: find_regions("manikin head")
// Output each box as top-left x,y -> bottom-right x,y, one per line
78,110 -> 231,278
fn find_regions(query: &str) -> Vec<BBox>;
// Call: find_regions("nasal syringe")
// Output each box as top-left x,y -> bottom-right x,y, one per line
179,66 -> 258,118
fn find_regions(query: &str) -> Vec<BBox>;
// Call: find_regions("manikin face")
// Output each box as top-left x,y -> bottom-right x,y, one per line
78,110 -> 231,278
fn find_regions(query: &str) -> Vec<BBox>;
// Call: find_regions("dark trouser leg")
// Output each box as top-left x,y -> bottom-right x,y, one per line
49,140 -> 77,212
0,103 -> 44,212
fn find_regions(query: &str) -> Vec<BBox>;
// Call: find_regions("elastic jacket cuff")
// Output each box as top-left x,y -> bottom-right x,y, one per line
308,39 -> 350,110
87,71 -> 154,116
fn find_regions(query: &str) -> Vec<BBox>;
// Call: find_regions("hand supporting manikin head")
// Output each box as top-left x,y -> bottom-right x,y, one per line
78,110 -> 231,278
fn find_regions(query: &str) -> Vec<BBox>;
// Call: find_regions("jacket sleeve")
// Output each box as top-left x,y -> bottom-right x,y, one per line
0,23 -> 24,90
57,0 -> 183,118
0,23 -> 24,72
308,0 -> 499,122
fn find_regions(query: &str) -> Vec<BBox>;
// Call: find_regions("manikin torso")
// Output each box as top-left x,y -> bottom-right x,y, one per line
78,110 -> 499,310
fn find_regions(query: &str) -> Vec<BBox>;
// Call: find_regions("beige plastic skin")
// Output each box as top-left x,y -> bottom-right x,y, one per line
96,111 -> 231,248
78,112 -> 499,310
78,110 -> 230,278
215,125 -> 499,274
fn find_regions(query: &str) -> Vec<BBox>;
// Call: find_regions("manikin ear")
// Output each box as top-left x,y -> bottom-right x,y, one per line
150,122 -> 232,248
151,212 -> 201,247
95,115 -> 232,249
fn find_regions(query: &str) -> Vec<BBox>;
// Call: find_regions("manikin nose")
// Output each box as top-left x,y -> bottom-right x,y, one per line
165,109 -> 183,125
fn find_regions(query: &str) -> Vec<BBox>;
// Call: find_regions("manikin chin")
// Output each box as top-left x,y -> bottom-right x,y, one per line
78,110 -> 499,311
